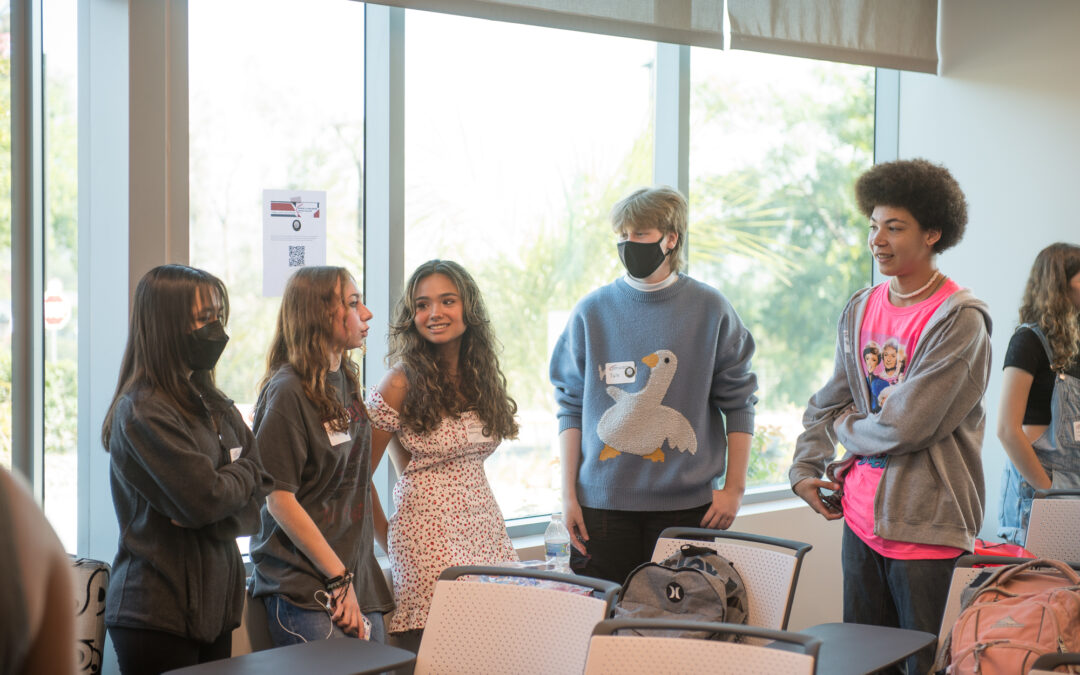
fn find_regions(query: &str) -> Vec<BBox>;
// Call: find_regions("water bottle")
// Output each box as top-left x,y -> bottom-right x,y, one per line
544,513 -> 572,572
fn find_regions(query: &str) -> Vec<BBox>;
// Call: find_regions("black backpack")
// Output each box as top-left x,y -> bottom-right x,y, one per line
613,543 -> 749,640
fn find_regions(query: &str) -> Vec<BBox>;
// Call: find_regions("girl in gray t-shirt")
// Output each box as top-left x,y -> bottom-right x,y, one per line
250,266 -> 394,645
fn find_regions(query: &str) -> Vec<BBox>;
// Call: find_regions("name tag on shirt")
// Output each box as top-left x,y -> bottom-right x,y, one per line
229,446 -> 243,462
1074,420 -> 1080,443
325,423 -> 351,447
601,361 -> 637,384
465,419 -> 492,444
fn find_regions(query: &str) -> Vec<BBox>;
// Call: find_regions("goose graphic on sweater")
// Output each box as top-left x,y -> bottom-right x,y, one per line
596,349 -> 698,462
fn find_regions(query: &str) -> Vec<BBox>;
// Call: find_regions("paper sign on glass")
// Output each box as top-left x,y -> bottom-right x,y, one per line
262,189 -> 327,296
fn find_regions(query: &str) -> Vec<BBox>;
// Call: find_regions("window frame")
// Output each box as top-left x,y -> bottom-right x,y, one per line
57,1 -> 895,557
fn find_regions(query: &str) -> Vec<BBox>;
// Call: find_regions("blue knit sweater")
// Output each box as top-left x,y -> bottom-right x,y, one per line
550,275 -> 758,511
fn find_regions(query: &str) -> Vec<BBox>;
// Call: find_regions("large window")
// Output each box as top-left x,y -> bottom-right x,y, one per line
189,0 -> 366,410
186,6 -> 877,528
403,10 -> 656,520
688,48 -> 874,490
43,0 -> 79,551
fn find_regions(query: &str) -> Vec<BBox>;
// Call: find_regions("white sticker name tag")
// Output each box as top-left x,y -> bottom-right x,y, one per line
229,446 -> 243,462
601,361 -> 638,384
325,423 -> 352,447
465,419 -> 492,444
1074,420 -> 1080,443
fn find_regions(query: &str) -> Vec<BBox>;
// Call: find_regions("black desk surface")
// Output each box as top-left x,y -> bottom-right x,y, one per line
163,639 -> 416,675
800,622 -> 937,675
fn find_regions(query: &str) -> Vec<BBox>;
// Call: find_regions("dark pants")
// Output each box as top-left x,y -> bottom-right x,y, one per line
109,626 -> 231,675
841,523 -> 959,675
571,503 -> 711,584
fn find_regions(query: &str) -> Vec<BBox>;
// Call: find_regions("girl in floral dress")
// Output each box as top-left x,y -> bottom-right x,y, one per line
368,259 -> 519,653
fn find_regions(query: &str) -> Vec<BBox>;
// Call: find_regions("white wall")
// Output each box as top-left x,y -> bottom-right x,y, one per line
897,0 -> 1080,539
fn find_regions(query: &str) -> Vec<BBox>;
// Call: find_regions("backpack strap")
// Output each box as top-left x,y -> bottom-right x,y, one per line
1018,323 -> 1060,374
967,558 -> 1080,606
985,558 -> 1080,586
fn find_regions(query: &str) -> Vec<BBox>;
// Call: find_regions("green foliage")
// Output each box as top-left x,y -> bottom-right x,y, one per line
44,358 -> 78,456
472,133 -> 653,412
746,423 -> 788,485
690,65 -> 874,408
0,351 -> 77,465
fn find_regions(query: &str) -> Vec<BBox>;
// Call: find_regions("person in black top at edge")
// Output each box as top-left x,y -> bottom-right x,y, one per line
101,264 -> 273,675
997,243 -> 1080,545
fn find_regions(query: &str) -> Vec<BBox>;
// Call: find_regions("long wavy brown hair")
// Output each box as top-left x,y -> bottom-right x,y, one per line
102,265 -> 230,449
388,260 -> 518,438
259,266 -> 362,432
1019,243 -> 1080,371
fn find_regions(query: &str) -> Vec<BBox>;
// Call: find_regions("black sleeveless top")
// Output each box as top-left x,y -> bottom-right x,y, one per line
1004,326 -> 1080,425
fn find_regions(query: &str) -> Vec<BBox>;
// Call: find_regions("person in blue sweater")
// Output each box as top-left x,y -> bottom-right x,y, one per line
549,186 -> 759,584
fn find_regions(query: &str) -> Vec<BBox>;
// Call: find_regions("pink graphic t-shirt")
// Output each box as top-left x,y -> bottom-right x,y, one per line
842,278 -> 966,559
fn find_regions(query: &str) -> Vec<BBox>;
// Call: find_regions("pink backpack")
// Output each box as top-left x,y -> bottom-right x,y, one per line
939,559 -> 1080,674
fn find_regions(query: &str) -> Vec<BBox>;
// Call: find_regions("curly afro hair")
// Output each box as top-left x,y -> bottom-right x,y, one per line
855,159 -> 968,253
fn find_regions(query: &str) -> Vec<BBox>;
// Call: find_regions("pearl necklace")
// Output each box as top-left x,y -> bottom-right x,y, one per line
890,270 -> 942,300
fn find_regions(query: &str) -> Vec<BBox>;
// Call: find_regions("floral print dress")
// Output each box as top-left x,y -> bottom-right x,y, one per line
367,391 -> 518,633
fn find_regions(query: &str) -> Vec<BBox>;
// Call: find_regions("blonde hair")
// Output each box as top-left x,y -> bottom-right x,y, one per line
260,266 -> 362,432
1019,243 -> 1080,371
610,186 -> 688,274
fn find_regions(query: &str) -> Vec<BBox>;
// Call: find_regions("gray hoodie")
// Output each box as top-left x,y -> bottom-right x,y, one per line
789,286 -> 992,551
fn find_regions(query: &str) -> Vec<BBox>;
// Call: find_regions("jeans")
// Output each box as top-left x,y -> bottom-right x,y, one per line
109,626 -> 231,675
571,503 -> 711,584
264,594 -> 386,647
841,523 -> 959,675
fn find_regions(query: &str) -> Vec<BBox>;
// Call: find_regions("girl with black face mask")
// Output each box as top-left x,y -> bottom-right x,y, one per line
101,264 -> 273,675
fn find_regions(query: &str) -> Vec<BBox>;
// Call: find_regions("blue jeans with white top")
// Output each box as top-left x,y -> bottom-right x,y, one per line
263,594 -> 386,647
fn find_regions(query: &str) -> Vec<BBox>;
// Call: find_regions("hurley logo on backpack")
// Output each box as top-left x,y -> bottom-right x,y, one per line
934,558 -> 1080,674
613,543 -> 748,640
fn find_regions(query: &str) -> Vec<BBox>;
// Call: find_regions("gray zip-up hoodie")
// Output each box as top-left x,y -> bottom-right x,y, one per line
789,286 -> 992,552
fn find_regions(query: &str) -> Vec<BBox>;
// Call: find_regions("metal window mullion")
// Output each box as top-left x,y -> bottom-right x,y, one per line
653,43 -> 690,196
364,4 -> 405,534
653,42 -> 690,271
871,68 -> 899,288
11,0 -> 46,498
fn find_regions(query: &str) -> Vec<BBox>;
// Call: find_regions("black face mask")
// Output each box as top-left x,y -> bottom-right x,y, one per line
618,236 -> 671,280
184,320 -> 229,372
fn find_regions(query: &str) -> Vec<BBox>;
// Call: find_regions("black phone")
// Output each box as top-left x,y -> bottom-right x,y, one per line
819,487 -> 843,513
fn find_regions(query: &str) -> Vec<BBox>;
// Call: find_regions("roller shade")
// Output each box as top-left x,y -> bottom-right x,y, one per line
363,0 -> 939,73
363,0 -> 727,49
727,0 -> 938,73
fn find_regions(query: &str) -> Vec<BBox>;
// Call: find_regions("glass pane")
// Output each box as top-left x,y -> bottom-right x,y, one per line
43,0 -> 79,551
404,11 -> 655,520
0,2 -> 10,471
688,48 -> 874,489
189,0 -> 365,413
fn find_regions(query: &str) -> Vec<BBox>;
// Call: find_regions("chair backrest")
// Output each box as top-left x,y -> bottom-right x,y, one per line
414,565 -> 620,675
71,557 -> 110,675
1029,650 -> 1080,674
1027,489 -> 1080,562
937,557 -> 990,646
583,618 -> 819,675
651,527 -> 812,631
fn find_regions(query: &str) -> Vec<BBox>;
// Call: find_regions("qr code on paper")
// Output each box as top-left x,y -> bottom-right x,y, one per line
288,245 -> 305,268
